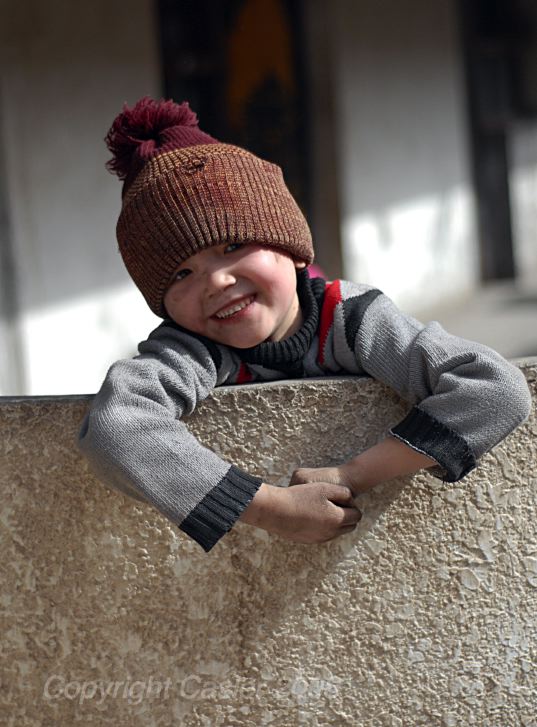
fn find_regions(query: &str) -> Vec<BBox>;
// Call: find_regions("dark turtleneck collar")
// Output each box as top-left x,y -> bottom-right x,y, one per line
234,269 -> 325,367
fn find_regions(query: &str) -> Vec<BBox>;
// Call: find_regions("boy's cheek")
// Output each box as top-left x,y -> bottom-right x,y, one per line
164,280 -> 193,313
244,251 -> 293,282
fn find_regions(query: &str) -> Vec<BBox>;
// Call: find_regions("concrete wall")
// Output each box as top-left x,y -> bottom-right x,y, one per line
0,0 -> 162,396
331,0 -> 477,313
2,362 -> 536,725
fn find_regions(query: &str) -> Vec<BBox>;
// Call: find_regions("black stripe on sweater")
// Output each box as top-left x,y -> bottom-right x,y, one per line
390,406 -> 477,482
179,465 -> 263,552
341,289 -> 383,353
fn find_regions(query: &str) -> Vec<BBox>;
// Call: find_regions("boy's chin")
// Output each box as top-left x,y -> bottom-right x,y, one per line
217,334 -> 268,349
210,326 -> 278,348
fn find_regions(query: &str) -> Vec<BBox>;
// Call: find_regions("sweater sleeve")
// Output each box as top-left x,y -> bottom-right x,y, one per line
331,282 -> 532,482
77,323 -> 262,552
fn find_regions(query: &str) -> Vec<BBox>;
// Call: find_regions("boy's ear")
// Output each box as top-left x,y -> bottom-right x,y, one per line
294,260 -> 307,270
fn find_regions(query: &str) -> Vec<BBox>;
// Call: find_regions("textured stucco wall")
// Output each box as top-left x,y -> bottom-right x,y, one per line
1,362 -> 537,726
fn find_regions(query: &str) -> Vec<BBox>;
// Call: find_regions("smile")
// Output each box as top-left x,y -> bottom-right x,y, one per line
214,295 -> 255,319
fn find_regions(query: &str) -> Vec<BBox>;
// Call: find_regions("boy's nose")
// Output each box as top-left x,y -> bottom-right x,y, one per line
205,264 -> 237,293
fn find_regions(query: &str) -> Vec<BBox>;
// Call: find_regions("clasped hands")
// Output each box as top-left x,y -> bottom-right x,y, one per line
239,462 -> 363,545
239,436 -> 436,545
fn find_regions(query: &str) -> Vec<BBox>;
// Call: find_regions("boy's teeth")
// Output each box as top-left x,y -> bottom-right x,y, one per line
215,297 -> 253,319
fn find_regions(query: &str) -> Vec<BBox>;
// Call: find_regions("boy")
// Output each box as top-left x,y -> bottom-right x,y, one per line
78,96 -> 532,553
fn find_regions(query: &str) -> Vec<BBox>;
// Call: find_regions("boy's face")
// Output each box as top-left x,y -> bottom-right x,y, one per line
163,243 -> 306,348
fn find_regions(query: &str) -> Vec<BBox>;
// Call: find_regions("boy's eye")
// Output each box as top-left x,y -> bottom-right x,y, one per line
174,268 -> 191,281
224,242 -> 243,254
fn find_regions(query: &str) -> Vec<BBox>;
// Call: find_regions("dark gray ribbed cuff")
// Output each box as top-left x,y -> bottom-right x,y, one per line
389,406 -> 476,483
179,466 -> 263,552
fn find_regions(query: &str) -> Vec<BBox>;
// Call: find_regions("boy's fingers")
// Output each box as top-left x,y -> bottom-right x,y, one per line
337,505 -> 362,526
324,483 -> 357,505
289,470 -> 308,486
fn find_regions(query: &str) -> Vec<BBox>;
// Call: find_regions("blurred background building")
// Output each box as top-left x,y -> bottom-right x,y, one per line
1,0 -> 536,395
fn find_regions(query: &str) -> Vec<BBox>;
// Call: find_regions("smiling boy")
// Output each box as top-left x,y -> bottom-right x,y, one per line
78,97 -> 532,553
163,242 -> 306,348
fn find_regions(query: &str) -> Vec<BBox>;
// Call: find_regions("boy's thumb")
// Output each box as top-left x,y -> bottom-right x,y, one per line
324,483 -> 357,506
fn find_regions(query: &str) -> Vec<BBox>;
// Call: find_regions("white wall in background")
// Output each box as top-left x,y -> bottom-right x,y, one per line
1,0 -> 161,395
510,124 -> 537,285
331,0 -> 478,313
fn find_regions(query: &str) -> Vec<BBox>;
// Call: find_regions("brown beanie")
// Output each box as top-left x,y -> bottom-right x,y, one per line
105,96 -> 314,317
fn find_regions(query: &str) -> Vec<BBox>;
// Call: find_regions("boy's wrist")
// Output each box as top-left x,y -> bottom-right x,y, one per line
340,436 -> 438,493
238,483 -> 277,529
338,460 -> 368,495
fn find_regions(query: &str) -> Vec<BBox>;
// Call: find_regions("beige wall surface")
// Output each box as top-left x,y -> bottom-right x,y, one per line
1,363 -> 537,725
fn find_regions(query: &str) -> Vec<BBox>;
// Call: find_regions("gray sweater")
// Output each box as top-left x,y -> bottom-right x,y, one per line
78,271 -> 532,552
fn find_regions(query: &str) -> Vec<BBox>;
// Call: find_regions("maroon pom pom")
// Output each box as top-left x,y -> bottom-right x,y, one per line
105,96 -> 200,180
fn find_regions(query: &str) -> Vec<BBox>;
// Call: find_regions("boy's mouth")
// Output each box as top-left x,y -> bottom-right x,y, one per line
213,295 -> 255,320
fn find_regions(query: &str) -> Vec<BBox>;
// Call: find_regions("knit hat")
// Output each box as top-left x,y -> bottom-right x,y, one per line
105,96 -> 314,317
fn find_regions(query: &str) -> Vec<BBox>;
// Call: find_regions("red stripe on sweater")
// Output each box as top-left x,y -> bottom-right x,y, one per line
318,279 -> 342,365
236,362 -> 253,384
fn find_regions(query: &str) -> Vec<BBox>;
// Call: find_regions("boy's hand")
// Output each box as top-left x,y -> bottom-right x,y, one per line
239,482 -> 361,544
289,465 -> 357,493
290,438 -> 439,496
